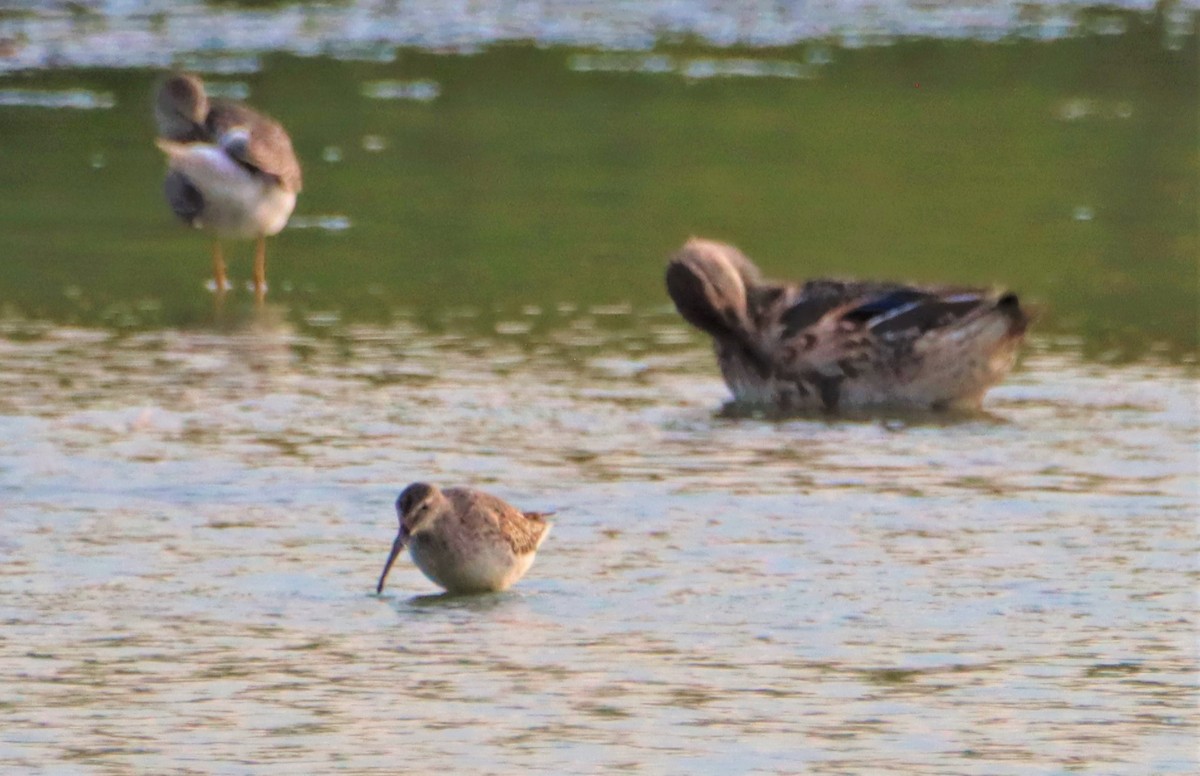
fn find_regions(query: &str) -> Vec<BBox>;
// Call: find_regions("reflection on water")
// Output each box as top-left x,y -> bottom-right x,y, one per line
0,7 -> 1195,359
0,312 -> 1194,773
4,1 -> 1194,73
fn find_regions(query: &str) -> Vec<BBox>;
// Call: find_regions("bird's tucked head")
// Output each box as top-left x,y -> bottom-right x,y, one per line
154,73 -> 209,140
666,238 -> 765,339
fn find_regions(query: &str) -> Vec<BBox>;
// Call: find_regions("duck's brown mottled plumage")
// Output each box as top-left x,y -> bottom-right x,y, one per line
666,238 -> 1029,412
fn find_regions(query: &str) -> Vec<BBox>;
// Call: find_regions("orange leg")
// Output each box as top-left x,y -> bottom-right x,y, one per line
253,235 -> 267,300
212,240 -> 229,293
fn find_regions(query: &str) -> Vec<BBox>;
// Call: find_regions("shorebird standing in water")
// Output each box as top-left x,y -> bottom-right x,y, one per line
666,238 -> 1030,412
376,483 -> 552,596
153,72 -> 302,299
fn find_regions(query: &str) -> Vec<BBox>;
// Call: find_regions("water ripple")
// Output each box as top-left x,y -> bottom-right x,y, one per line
0,318 -> 1195,773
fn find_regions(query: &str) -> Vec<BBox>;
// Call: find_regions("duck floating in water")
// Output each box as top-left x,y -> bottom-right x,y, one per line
665,238 -> 1029,412
153,73 -> 302,298
377,483 -> 552,596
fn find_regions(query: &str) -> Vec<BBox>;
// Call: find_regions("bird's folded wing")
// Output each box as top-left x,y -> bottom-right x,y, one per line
208,101 -> 303,192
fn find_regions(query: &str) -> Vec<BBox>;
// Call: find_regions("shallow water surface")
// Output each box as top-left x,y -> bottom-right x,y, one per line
0,315 -> 1195,774
0,1 -> 1197,772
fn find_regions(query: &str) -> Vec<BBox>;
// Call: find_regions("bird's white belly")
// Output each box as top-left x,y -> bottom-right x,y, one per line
409,536 -> 533,594
172,145 -> 296,239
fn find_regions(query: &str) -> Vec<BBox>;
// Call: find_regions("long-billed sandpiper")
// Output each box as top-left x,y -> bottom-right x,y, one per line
666,238 -> 1029,412
376,483 -> 552,595
153,72 -> 302,298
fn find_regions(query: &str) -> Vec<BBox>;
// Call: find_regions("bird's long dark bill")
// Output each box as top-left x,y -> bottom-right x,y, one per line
376,534 -> 407,594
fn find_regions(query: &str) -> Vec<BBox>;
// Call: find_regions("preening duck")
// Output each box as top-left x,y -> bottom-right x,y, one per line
666,238 -> 1029,412
153,73 -> 302,298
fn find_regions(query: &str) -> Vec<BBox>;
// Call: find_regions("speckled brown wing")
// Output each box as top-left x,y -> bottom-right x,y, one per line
769,282 -> 1007,381
447,488 -> 550,557
506,510 -> 553,555
206,100 -> 303,193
